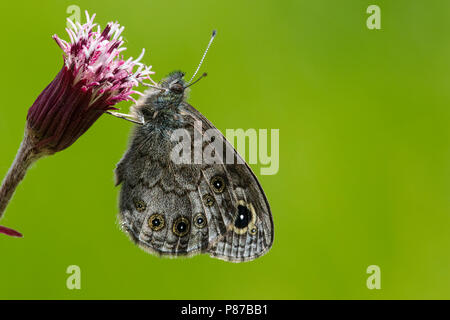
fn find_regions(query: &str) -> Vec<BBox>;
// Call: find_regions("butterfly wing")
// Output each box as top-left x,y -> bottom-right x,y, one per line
115,126 -> 210,257
178,102 -> 274,262
115,102 -> 274,262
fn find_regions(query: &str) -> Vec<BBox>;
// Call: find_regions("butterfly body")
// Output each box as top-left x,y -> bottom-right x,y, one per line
115,71 -> 274,262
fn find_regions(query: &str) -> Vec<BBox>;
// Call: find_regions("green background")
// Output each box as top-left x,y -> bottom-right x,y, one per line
0,0 -> 449,299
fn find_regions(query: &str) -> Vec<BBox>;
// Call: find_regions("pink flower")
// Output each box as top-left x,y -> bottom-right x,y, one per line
27,11 -> 153,152
0,12 -> 153,236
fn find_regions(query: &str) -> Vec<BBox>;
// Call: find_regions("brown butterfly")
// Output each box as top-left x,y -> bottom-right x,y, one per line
111,31 -> 274,262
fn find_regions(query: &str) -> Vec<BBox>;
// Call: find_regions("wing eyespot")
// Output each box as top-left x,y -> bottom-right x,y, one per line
194,213 -> 207,229
210,175 -> 226,193
202,194 -> 215,207
235,205 -> 251,229
134,198 -> 147,212
249,226 -> 258,235
148,213 -> 165,231
232,201 -> 257,235
173,216 -> 190,237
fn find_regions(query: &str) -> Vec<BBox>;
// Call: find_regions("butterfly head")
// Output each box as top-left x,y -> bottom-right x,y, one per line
160,70 -> 186,96
155,70 -> 207,101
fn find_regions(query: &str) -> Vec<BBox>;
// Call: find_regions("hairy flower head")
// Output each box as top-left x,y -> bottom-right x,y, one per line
26,11 -> 153,153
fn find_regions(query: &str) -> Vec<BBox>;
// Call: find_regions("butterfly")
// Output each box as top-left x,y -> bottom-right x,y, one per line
111,31 -> 274,262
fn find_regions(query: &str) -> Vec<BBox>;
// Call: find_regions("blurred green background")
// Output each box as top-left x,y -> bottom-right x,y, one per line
0,0 -> 449,299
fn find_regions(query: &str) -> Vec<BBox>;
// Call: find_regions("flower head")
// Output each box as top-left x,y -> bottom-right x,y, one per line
26,11 -> 153,153
0,12 -> 154,237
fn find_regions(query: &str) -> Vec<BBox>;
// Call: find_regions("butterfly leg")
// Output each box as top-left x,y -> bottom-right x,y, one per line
106,111 -> 144,125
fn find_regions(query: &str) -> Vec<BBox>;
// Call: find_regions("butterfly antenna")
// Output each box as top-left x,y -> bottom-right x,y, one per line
187,30 -> 216,84
185,73 -> 207,88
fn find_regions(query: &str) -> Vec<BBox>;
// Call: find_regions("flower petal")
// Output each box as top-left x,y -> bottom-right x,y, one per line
0,225 -> 23,238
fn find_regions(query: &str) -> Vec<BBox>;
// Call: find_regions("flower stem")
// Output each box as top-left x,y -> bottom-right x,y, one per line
0,130 -> 42,220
